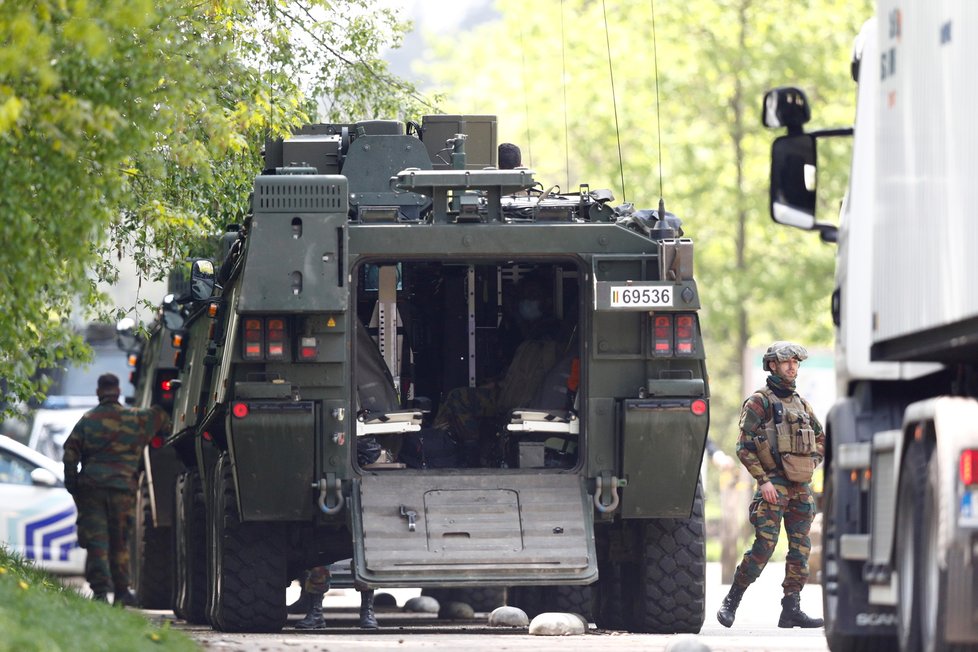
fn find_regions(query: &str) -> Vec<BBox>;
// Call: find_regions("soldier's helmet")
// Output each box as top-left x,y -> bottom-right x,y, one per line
762,341 -> 808,369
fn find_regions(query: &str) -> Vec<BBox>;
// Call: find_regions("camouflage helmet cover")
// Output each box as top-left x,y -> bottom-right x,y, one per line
762,341 -> 808,369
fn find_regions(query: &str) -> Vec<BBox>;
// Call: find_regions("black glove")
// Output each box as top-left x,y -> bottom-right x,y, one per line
64,473 -> 78,495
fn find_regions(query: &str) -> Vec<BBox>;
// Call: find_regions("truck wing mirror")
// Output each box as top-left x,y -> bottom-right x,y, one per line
190,260 -> 216,301
161,293 -> 186,331
762,87 -> 811,130
769,133 -> 817,230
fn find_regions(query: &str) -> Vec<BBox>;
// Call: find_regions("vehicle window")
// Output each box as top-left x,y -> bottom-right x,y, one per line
0,450 -> 35,486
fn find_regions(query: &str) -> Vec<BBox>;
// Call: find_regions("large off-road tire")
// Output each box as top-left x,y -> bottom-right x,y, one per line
422,587 -> 505,614
623,480 -> 705,634
896,440 -> 929,652
822,470 -> 896,652
172,469 -> 208,623
131,470 -> 173,609
208,452 -> 287,633
920,452 -> 968,652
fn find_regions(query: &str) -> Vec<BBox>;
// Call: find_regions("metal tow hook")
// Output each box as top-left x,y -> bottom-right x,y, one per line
399,505 -> 417,532
593,475 -> 621,513
315,477 -> 344,515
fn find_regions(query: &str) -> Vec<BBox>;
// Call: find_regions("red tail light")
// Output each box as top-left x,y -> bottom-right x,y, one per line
150,435 -> 164,449
231,402 -> 249,419
675,314 -> 696,356
299,337 -> 319,361
266,318 -> 287,360
690,399 -> 708,416
652,314 -> 673,356
961,449 -> 978,486
243,318 -> 264,360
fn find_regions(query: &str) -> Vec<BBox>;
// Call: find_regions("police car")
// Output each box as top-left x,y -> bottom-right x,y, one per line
0,435 -> 85,574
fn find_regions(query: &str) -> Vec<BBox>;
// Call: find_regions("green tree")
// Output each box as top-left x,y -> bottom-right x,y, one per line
0,0 -> 429,406
419,0 -> 869,448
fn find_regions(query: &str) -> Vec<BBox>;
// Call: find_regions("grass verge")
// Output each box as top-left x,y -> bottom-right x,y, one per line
0,545 -> 197,652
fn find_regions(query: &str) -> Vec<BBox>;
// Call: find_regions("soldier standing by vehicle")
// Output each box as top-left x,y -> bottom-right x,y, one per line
62,373 -> 168,605
717,342 -> 825,629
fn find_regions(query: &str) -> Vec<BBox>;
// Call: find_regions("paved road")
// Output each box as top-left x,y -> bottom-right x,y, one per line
133,562 -> 829,652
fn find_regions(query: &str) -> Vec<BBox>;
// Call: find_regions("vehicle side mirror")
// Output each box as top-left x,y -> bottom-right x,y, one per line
762,86 -> 811,131
770,134 -> 817,230
31,467 -> 59,488
191,260 -> 216,301
161,293 -> 186,331
115,317 -> 139,353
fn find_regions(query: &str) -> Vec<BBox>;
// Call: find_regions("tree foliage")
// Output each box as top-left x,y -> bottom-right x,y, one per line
0,0 -> 427,406
419,0 -> 871,445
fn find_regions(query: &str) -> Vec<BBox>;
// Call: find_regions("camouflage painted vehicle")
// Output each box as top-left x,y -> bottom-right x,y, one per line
160,115 -> 710,633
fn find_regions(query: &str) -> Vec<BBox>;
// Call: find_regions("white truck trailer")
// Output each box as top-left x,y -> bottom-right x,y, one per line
763,3 -> 978,651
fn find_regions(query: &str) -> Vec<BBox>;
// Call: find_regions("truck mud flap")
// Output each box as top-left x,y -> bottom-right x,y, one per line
351,473 -> 597,586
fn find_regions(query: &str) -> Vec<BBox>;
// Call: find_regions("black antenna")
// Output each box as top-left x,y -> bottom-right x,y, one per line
560,0 -> 570,191
650,0 -> 665,215
519,20 -> 533,167
601,0 -> 626,203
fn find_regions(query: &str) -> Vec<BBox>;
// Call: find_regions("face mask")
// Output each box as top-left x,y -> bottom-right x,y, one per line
518,299 -> 542,321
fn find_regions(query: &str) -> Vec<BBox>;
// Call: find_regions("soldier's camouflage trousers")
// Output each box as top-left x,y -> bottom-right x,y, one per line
74,487 -> 135,594
732,480 -> 815,596
305,565 -> 332,593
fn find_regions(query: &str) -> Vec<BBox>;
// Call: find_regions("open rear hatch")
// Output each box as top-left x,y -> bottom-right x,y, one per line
351,472 -> 597,586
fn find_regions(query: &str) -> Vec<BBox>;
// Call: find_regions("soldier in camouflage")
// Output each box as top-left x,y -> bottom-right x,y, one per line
293,565 -> 378,630
717,342 -> 825,629
62,373 -> 169,606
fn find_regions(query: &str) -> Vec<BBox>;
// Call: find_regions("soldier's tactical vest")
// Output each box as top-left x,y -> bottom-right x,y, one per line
755,387 -> 818,484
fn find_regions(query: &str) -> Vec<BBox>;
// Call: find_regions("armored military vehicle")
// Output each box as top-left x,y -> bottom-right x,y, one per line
119,304 -> 182,609
160,115 -> 709,633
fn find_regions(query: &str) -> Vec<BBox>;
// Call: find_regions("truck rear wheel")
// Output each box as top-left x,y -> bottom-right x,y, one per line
208,452 -> 287,633
921,452 -> 953,652
131,471 -> 173,609
172,470 -> 208,623
623,480 -> 705,634
896,439 -> 929,652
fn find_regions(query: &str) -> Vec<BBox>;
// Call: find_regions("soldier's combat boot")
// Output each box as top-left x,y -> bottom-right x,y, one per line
716,583 -> 746,628
92,592 -> 109,603
294,592 -> 326,629
778,592 -> 823,628
359,589 -> 378,629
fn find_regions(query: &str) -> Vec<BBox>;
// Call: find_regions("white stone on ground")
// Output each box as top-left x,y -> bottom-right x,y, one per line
488,606 -> 529,627
528,612 -> 587,636
664,634 -> 712,651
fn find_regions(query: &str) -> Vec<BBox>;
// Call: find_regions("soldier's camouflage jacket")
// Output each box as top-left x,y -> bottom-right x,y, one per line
63,399 -> 169,492
736,380 -> 825,485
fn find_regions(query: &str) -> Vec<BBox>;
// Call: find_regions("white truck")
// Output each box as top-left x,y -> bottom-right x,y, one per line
763,3 -> 978,652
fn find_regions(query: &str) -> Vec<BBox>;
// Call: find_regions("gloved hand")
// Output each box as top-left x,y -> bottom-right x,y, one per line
64,473 -> 78,495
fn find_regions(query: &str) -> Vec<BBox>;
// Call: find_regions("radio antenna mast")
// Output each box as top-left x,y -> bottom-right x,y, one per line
601,0 -> 626,204
650,0 -> 666,217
